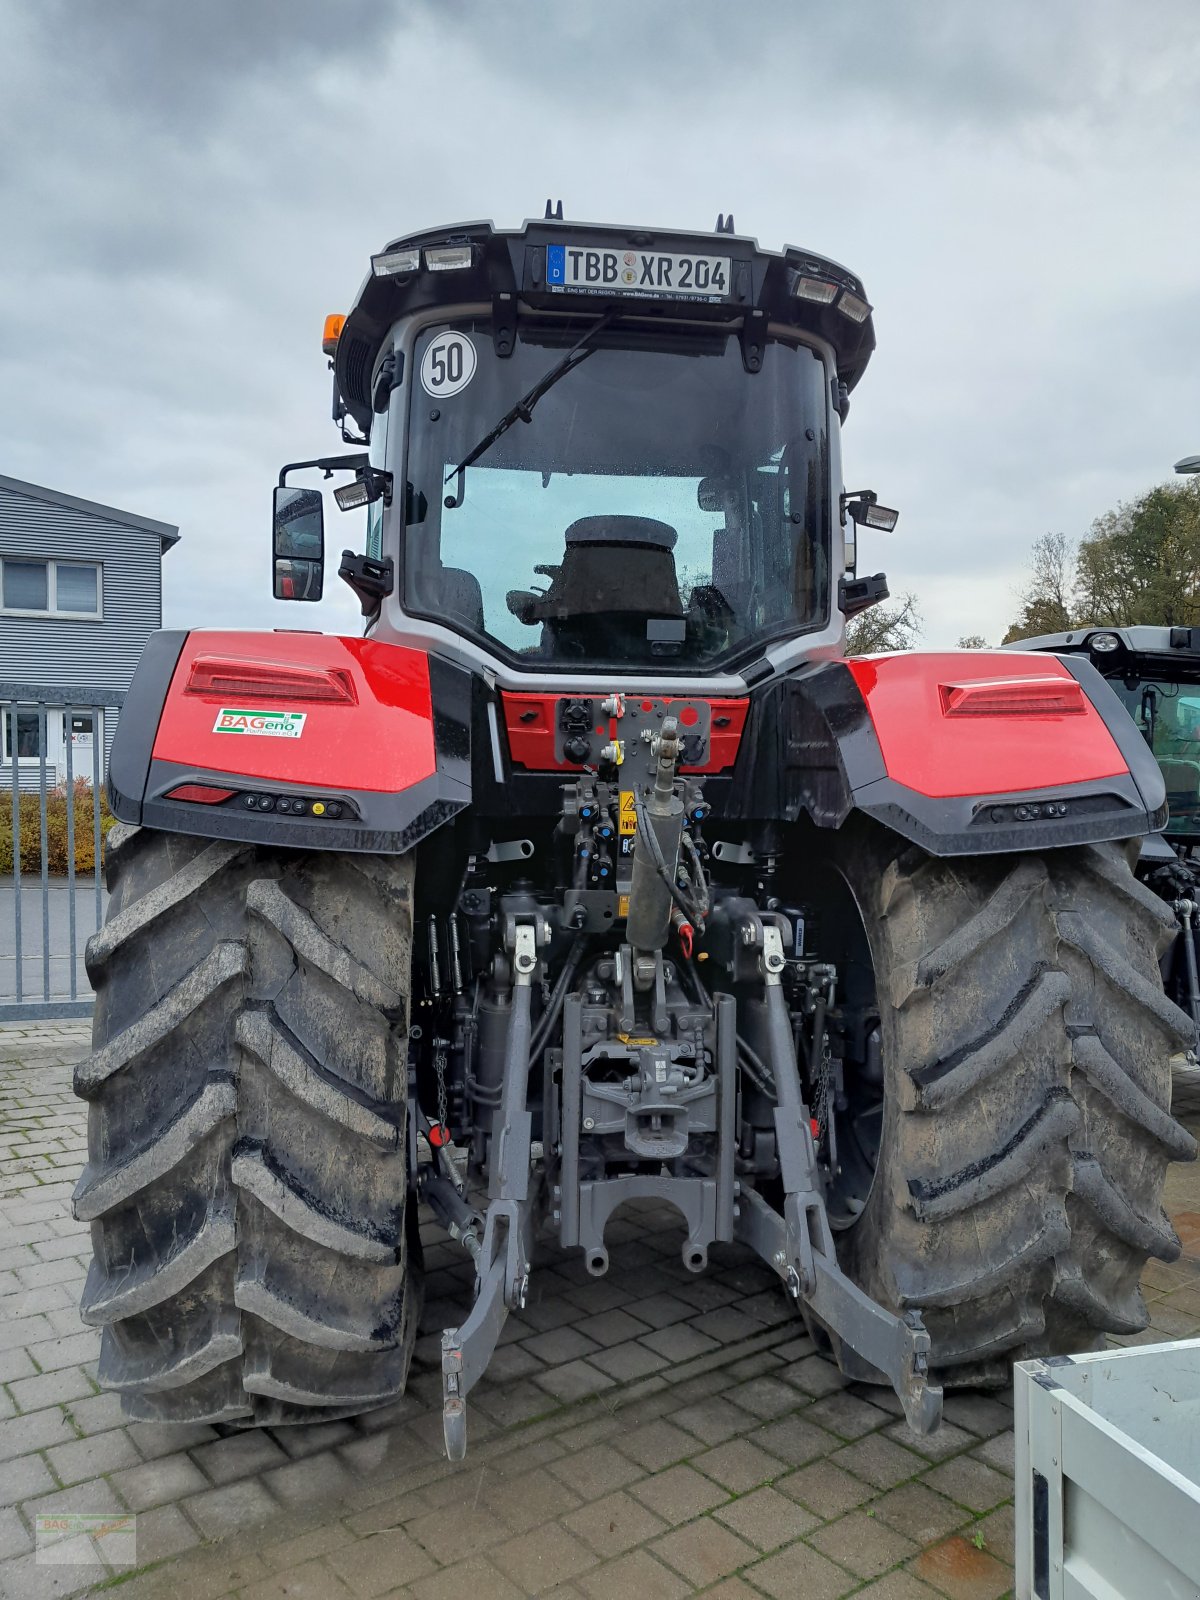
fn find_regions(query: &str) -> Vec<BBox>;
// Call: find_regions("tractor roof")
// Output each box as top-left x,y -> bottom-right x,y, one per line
333,215 -> 875,436
1016,624 -> 1200,667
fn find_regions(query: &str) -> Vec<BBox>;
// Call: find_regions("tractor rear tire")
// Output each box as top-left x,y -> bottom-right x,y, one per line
73,825 -> 421,1425
831,825 -> 1197,1387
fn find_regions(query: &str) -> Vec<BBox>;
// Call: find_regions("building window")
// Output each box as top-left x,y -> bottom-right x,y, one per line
3,710 -> 45,762
0,558 -> 102,618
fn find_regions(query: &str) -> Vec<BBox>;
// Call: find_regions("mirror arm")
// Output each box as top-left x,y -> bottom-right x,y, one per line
278,452 -> 369,488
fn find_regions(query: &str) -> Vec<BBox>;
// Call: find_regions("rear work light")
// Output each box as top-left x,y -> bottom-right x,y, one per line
185,655 -> 358,704
371,247 -> 420,278
837,289 -> 872,324
424,245 -> 473,271
165,784 -> 236,805
940,677 -> 1087,718
793,275 -> 839,304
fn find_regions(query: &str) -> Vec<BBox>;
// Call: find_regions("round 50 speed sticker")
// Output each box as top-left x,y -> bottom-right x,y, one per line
421,331 -> 477,398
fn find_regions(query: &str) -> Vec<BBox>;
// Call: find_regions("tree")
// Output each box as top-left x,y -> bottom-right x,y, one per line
957,634 -> 989,649
1002,480 -> 1200,642
1073,479 -> 1200,626
1002,532 -> 1075,643
846,593 -> 921,655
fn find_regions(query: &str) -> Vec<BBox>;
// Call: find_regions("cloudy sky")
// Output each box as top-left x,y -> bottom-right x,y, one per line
2,1 -> 1198,648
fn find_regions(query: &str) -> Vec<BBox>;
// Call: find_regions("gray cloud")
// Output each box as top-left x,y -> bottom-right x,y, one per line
1,0 -> 1198,648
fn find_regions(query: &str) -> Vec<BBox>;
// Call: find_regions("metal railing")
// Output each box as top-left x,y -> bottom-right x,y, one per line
1,684 -> 125,1020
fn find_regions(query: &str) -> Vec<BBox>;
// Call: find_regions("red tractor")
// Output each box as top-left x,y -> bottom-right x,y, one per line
74,212 -> 1195,1458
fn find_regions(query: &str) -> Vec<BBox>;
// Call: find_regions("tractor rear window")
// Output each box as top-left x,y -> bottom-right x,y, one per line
401,321 -> 830,671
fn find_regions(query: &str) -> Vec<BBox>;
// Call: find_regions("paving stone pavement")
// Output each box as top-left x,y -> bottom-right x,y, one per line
0,1020 -> 1198,1600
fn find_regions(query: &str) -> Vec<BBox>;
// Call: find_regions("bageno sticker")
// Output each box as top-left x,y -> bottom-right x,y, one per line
213,708 -> 307,738
420,331 -> 477,398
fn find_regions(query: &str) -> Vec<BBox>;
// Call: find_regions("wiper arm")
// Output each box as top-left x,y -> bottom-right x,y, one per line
443,311 -> 616,507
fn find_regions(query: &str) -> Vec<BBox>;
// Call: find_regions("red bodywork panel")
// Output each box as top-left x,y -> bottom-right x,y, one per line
153,632 -> 436,792
847,652 -> 1127,799
501,693 -> 749,773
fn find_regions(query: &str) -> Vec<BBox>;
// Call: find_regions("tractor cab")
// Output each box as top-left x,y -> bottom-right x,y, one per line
1018,625 -> 1200,846
292,215 -> 886,686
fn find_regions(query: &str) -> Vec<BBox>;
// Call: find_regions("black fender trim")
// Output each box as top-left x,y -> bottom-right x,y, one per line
106,630 -> 188,824
726,660 -> 1166,857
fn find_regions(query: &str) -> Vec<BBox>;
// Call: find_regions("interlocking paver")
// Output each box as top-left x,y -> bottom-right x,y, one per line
493,1519 -> 599,1594
754,1411 -> 841,1466
0,1450 -> 56,1508
690,1436 -> 781,1491
480,1464 -> 582,1533
806,1388 -> 892,1439
184,1479 -> 282,1541
885,1418 -> 978,1462
671,1395 -> 754,1445
615,1418 -> 696,1472
853,1572 -> 944,1599
533,1356 -> 616,1402
776,1460 -> 876,1519
728,1374 -> 806,1420
263,1451 -> 358,1508
46,1427 -> 142,1485
871,1480 -> 971,1545
550,1442 -> 644,1499
783,1351 -> 849,1395
124,1501 -> 204,1563
237,1558 -> 357,1600
325,1526 -> 436,1595
577,1547 -> 691,1600
652,1515 -> 758,1585
810,1506 -> 922,1578
563,1487 -> 668,1555
191,1430 -> 290,1485
573,1308 -> 651,1347
909,1533 -> 1013,1599
715,1482 -> 820,1549
410,1554 -> 527,1600
628,1462 -> 728,1524
638,1321 -> 720,1361
922,1454 -> 1012,1513
746,1536 -> 859,1600
7,1367 -> 95,1413
0,1406 -> 77,1463
0,1505 -> 33,1561
829,1432 -> 926,1489
587,1339 -> 668,1381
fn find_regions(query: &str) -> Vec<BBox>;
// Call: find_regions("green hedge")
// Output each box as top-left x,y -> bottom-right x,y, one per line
0,780 -> 116,875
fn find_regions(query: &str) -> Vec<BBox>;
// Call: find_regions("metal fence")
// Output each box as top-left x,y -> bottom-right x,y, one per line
1,683 -> 124,1021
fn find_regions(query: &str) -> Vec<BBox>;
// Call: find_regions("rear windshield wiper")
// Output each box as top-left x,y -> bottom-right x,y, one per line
443,311 -> 616,507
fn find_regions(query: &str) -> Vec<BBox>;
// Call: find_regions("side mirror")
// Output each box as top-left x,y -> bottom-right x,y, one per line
273,486 -> 324,602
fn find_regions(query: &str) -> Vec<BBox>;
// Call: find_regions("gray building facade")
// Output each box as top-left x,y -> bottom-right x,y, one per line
0,474 -> 179,788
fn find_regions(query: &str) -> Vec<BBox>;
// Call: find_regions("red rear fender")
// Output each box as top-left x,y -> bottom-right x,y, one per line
108,631 -> 470,855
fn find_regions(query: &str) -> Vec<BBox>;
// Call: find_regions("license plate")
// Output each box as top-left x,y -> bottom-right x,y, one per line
546,244 -> 731,302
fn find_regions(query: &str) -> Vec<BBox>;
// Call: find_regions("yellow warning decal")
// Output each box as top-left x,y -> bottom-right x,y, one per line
617,893 -> 630,919
618,1033 -> 658,1046
619,790 -> 637,835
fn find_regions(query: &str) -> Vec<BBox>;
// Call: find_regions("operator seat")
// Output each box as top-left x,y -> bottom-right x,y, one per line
1159,757 -> 1200,810
511,516 -> 684,658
